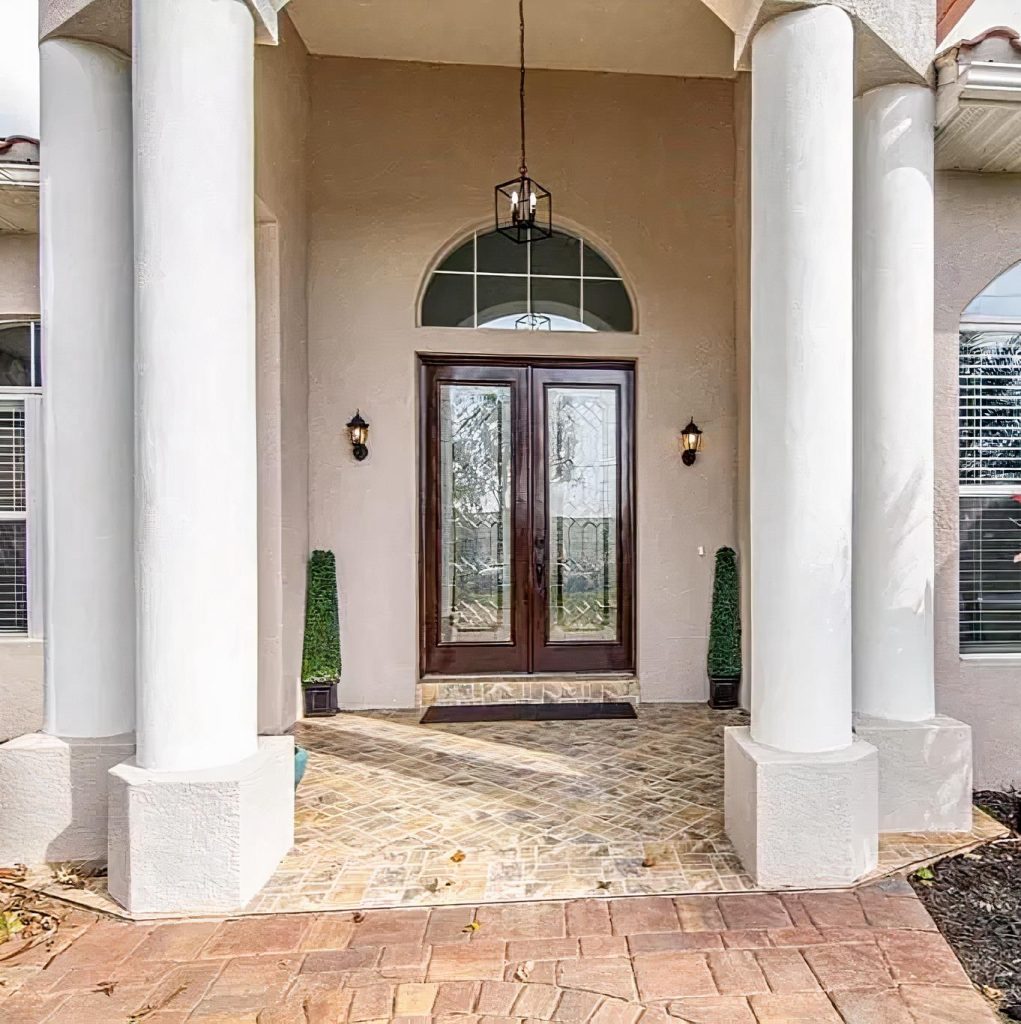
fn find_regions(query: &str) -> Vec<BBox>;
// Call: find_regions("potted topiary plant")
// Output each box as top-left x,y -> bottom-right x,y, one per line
707,546 -> 742,710
302,549 -> 341,717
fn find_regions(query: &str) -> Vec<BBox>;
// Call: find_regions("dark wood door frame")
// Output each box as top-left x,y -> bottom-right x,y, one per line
419,354 -> 636,676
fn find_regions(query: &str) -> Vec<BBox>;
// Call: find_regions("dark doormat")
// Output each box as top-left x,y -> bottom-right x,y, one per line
421,702 -> 638,724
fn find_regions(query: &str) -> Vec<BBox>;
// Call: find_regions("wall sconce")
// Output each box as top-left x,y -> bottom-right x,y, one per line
347,410 -> 370,462
680,418 -> 703,466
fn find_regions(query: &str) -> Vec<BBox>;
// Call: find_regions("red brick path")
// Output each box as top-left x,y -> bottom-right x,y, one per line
0,879 -> 998,1023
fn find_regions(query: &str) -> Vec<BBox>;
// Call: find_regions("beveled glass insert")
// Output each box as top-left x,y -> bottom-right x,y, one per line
547,386 -> 618,642
439,384 -> 513,643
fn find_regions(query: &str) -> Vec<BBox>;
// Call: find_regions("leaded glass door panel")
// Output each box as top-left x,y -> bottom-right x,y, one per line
422,363 -> 530,674
421,358 -> 634,675
531,367 -> 634,672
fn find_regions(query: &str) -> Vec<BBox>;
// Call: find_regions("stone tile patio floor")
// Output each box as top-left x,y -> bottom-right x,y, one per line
18,705 -> 1006,918
0,881 -> 1001,1022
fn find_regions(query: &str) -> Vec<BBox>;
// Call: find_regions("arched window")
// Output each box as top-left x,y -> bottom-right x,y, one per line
421,228 -> 633,332
959,261 -> 1021,654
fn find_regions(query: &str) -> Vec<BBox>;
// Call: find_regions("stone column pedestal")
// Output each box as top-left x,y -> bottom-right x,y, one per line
726,729 -> 879,888
0,734 -> 134,865
108,737 -> 294,914
855,716 -> 973,833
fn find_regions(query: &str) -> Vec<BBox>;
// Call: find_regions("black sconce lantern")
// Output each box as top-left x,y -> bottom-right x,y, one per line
681,418 -> 703,466
347,411 -> 370,462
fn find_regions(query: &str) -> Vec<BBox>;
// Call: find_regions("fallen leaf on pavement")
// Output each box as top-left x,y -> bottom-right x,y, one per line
513,960 -> 535,981
128,984 -> 187,1023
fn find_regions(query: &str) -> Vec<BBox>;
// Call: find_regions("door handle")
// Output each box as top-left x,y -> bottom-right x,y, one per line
535,536 -> 546,591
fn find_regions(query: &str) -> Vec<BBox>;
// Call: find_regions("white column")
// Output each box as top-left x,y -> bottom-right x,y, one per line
852,84 -> 972,832
108,0 -> 292,915
749,5 -> 855,755
853,84 -> 936,723
725,6 -> 878,889
41,41 -> 135,740
133,0 -> 259,772
0,38 -> 136,866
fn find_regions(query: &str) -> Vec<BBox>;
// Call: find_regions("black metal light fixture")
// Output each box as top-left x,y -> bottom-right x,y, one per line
681,418 -> 703,466
515,313 -> 552,331
347,411 -> 370,462
494,0 -> 552,244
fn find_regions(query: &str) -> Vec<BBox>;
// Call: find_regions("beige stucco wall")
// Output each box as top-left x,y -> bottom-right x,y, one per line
307,57 -> 737,708
254,13 -> 310,734
0,231 -> 42,741
935,170 -> 1021,789
0,234 -> 40,317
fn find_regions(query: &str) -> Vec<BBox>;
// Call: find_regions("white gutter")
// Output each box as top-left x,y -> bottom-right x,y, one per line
937,57 -> 1021,127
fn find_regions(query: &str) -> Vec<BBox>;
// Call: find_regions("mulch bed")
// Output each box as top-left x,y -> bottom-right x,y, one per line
911,791 -> 1021,1020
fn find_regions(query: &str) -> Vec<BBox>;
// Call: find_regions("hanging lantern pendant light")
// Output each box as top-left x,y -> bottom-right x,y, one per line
494,0 -> 552,244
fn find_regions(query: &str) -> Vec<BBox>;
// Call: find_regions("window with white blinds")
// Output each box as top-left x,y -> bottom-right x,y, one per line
960,322 -> 1021,655
0,319 -> 42,637
0,402 -> 28,632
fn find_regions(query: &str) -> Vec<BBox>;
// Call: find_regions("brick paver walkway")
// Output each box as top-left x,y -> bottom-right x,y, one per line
0,878 -> 998,1023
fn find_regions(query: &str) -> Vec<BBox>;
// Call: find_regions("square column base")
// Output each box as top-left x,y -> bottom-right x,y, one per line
724,727 -> 879,889
0,733 -> 135,865
108,736 -> 294,915
854,715 -> 972,833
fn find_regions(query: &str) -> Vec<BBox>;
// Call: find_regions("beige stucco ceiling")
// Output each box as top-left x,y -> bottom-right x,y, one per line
286,0 -> 736,79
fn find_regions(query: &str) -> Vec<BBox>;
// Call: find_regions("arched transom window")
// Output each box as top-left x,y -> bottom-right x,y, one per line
959,261 -> 1021,655
421,228 -> 633,332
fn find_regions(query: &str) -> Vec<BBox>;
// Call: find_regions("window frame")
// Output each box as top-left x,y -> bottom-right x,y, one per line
420,229 -> 635,333
958,315 -> 1021,659
0,319 -> 43,639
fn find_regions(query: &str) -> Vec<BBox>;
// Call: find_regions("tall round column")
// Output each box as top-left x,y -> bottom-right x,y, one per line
109,0 -> 292,917
40,39 -> 135,739
0,38 -> 135,868
853,84 -> 936,722
133,0 -> 258,772
749,5 -> 855,754
851,84 -> 973,834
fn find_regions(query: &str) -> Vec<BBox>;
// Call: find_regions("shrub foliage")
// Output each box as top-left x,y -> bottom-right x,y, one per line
707,546 -> 742,679
302,550 -> 341,684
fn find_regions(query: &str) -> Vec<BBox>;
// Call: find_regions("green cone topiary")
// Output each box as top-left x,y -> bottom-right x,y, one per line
707,546 -> 741,679
301,550 -> 341,684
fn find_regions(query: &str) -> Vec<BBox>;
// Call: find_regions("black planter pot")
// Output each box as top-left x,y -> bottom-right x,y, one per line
303,681 -> 338,717
708,675 -> 741,710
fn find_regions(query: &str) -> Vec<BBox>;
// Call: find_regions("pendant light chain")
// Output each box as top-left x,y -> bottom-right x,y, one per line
519,0 -> 527,178
494,0 -> 551,243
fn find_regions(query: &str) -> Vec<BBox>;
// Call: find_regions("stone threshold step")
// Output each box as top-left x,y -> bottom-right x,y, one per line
417,673 -> 640,708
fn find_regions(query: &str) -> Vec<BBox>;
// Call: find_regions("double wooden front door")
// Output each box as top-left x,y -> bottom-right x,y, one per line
421,357 -> 635,675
